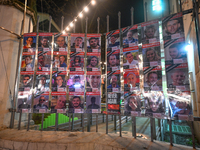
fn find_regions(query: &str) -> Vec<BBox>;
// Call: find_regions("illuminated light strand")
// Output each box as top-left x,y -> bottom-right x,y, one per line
63,0 -> 96,33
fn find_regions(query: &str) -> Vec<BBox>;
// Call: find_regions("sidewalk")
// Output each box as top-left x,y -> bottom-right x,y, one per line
0,129 -> 197,150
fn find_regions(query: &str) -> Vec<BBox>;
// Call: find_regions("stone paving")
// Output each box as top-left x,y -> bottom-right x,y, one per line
0,129 -> 197,150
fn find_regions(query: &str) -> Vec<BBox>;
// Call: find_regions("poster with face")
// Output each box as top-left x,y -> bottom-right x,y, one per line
38,33 -> 52,51
70,33 -> 85,52
143,66 -> 162,91
23,33 -> 37,49
122,25 -> 138,49
107,92 -> 121,114
52,71 -> 66,94
33,95 -> 49,113
35,74 -> 50,96
162,12 -> 185,41
124,93 -> 141,116
164,38 -> 187,65
87,54 -> 101,72
70,52 -> 84,71
52,54 -> 67,71
124,68 -> 140,92
166,63 -> 190,92
87,34 -> 101,52
142,43 -> 161,67
141,20 -> 160,44
106,30 -> 120,51
17,94 -> 32,113
68,95 -> 84,113
107,70 -> 121,93
54,34 -> 68,52
37,51 -> 51,71
107,51 -> 120,72
168,91 -> 192,120
18,73 -> 33,92
68,72 -> 85,95
51,95 -> 66,113
123,47 -> 139,69
143,92 -> 165,118
86,95 -> 101,113
21,55 -> 35,71
86,72 -> 101,95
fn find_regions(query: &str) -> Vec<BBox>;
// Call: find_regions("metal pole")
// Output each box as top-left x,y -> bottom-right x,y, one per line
169,119 -> 173,146
11,0 -> 27,128
106,15 -> 109,134
41,113 -> 44,131
191,121 -> 195,149
87,114 -> 91,132
150,118 -> 153,142
73,19 -> 76,33
96,114 -> 98,132
82,113 -> 84,132
119,115 -> 122,137
106,114 -> 108,134
55,113 -> 58,131
114,115 -> 116,130
61,16 -> 64,31
71,113 -> 74,131
132,117 -> 136,138
49,16 -> 52,33
18,112 -> 22,130
97,17 -> 100,34
68,114 -> 71,131
27,113 -> 30,131
145,2 -> 148,22
118,12 -> 121,29
131,7 -> 134,26
179,0 -> 182,12
28,17 -> 31,33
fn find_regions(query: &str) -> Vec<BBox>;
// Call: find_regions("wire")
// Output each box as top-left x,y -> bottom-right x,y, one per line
0,42 -> 13,101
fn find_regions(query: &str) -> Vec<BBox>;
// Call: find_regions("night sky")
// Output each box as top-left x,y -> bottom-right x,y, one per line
26,0 -> 144,33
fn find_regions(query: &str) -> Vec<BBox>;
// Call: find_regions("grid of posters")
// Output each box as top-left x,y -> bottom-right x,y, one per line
69,33 -> 85,113
33,33 -> 52,113
86,34 -> 101,113
17,33 -> 37,113
163,12 -> 192,120
107,30 -> 121,114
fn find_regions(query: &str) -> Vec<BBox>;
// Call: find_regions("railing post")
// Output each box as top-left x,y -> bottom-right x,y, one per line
119,114 -> 122,137
169,119 -> 173,146
191,121 -> 195,149
114,115 -> 116,130
150,118 -> 154,142
55,113 -> 58,131
132,116 -> 136,138
41,113 -> 44,131
71,113 -> 74,131
18,112 -> 22,130
27,113 -> 30,131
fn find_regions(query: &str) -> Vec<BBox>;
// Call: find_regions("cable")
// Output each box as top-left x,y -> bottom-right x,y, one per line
0,42 -> 13,101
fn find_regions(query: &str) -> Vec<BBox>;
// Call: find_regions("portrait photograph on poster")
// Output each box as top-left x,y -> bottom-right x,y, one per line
124,69 -> 140,92
35,74 -> 50,94
69,74 -> 84,92
51,95 -> 66,113
19,74 -> 33,91
142,44 -> 161,67
141,20 -> 160,44
107,72 -> 120,92
38,33 -> 52,51
162,12 -> 185,41
124,94 -> 141,116
37,52 -> 51,71
122,25 -> 138,48
70,53 -> 84,71
143,67 -> 162,91
166,65 -> 190,91
53,55 -> 67,71
68,95 -> 84,113
86,95 -> 101,113
33,95 -> 49,113
23,33 -> 37,49
87,35 -> 101,52
17,95 -> 32,112
86,75 -> 101,93
164,39 -> 187,65
107,52 -> 120,72
107,30 -> 120,51
123,50 -> 139,69
70,34 -> 85,52
21,55 -> 35,71
52,74 -> 66,92
143,92 -> 165,117
168,91 -> 192,119
54,35 -> 68,51
87,55 -> 101,71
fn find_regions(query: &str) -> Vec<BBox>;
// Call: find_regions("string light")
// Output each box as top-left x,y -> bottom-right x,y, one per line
61,0 -> 96,33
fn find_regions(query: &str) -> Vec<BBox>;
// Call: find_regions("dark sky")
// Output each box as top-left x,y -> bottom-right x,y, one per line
33,0 -> 144,33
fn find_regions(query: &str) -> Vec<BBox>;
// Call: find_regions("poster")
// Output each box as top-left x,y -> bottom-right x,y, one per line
122,25 -> 138,48
162,12 -> 185,41
33,94 -> 49,113
141,20 -> 160,44
143,66 -> 162,91
35,74 -> 50,96
107,92 -> 121,114
86,95 -> 101,113
51,95 -> 66,113
54,33 -> 68,51
123,46 -> 139,69
142,43 -> 161,67
86,73 -> 101,95
124,93 -> 141,116
164,38 -> 187,65
107,70 -> 121,92
143,92 -> 165,118
68,95 -> 84,113
166,63 -> 190,92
